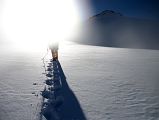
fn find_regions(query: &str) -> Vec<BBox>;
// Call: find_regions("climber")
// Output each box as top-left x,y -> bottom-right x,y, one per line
49,42 -> 59,61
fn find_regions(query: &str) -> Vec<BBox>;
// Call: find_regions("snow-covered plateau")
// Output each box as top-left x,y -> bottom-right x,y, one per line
0,42 -> 159,120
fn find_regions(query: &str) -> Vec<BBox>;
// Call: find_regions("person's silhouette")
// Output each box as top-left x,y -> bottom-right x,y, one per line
49,42 -> 59,61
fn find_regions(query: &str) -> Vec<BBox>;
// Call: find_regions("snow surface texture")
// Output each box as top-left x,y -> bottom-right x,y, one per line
0,52 -> 45,120
0,42 -> 159,120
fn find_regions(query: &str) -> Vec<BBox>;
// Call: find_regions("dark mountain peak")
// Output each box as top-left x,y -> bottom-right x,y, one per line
99,10 -> 123,16
89,10 -> 123,20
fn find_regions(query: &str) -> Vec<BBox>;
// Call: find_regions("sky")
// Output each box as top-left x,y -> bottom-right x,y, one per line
0,0 -> 159,51
81,0 -> 159,20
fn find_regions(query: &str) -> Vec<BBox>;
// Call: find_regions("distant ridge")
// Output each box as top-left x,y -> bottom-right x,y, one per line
89,10 -> 123,20
74,10 -> 159,50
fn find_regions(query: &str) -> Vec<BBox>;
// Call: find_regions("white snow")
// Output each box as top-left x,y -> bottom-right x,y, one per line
0,51 -> 45,120
0,42 -> 159,120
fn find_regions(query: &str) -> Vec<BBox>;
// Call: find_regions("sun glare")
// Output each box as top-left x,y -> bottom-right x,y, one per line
1,0 -> 80,51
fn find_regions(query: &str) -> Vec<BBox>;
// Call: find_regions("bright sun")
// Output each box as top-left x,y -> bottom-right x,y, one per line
1,0 -> 80,51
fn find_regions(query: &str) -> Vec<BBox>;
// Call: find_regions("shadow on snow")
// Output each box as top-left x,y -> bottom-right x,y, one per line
56,61 -> 86,120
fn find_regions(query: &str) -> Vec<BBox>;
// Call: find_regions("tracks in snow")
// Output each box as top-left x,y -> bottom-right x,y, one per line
41,60 -> 64,120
